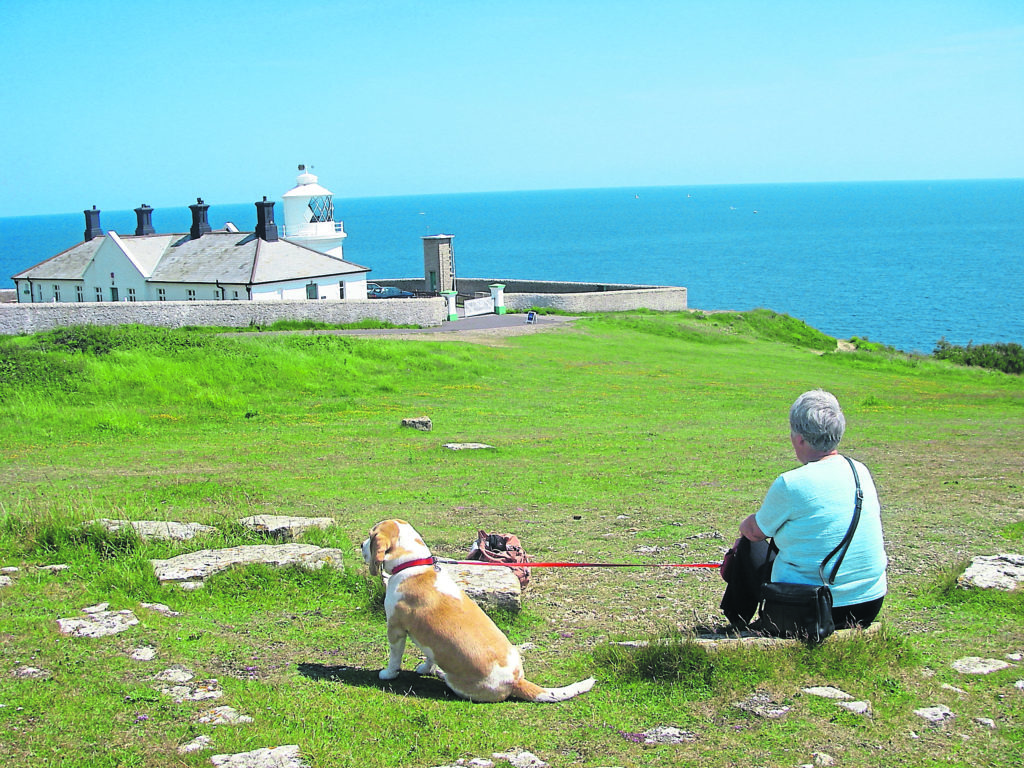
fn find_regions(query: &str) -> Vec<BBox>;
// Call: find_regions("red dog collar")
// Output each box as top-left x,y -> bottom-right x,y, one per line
390,557 -> 436,575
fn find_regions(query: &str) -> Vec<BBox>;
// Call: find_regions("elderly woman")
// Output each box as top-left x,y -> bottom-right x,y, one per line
734,389 -> 887,630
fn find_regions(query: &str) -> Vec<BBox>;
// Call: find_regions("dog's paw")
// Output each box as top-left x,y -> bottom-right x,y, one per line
379,668 -> 400,681
415,661 -> 437,675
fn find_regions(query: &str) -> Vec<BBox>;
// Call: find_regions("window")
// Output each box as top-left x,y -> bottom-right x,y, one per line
187,290 -> 196,301
53,285 -> 61,301
76,286 -> 84,302
338,281 -> 346,300
95,287 -> 103,302
127,288 -> 136,302
110,287 -> 119,302
308,195 -> 334,222
306,282 -> 318,300
158,288 -> 166,301
232,290 -> 239,300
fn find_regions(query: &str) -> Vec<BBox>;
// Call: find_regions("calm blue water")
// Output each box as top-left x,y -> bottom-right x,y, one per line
2,179 -> 1021,353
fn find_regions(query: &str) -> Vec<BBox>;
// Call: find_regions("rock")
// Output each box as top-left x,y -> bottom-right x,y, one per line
38,564 -> 69,573
974,717 -> 996,729
196,705 -> 254,724
0,575 -> 11,588
82,602 -> 110,614
0,566 -> 18,573
812,752 -> 837,767
56,609 -> 139,638
140,602 -> 181,617
83,518 -> 217,541
952,657 -> 1012,675
401,417 -> 432,431
210,745 -> 309,768
12,665 -> 49,679
1016,680 -> 1024,690
837,700 -> 873,716
238,515 -> 335,541
155,666 -> 194,684
638,726 -> 698,744
914,705 -> 955,725
941,683 -> 966,693
437,562 -> 522,612
802,686 -> 853,700
492,751 -> 547,768
150,543 -> 345,585
957,553 -> 1024,591
159,678 -> 222,703
179,734 -> 214,754
443,442 -> 494,450
733,690 -> 791,719
130,646 -> 157,661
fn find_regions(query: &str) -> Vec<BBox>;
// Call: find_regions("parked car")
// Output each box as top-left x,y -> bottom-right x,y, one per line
370,286 -> 415,298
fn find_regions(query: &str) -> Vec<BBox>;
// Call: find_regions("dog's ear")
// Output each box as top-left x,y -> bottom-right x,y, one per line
369,525 -> 393,576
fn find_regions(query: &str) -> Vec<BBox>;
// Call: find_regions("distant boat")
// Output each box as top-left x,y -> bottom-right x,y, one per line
634,194 -> 639,199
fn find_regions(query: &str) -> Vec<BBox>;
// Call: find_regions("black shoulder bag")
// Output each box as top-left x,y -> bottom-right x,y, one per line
757,456 -> 863,643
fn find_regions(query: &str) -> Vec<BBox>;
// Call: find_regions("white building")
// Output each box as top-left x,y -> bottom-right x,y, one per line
13,177 -> 369,304
280,164 -> 347,257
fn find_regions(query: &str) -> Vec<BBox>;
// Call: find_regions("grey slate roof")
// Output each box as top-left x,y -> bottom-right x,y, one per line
13,230 -> 369,286
12,239 -> 101,280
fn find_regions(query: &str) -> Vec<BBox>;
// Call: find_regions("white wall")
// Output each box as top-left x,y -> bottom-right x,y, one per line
251,276 -> 369,302
81,237 -> 149,303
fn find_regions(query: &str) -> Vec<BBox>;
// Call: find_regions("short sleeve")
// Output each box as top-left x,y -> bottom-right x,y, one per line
754,475 -> 791,538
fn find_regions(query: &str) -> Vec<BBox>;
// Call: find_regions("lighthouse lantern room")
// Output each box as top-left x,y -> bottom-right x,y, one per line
281,164 -> 347,256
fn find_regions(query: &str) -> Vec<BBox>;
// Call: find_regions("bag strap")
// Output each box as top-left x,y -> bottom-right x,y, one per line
817,456 -> 863,586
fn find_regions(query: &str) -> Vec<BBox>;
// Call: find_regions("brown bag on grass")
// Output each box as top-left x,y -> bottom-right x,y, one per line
466,530 -> 531,589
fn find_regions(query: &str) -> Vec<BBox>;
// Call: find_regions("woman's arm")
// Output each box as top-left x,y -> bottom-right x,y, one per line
740,513 -> 767,541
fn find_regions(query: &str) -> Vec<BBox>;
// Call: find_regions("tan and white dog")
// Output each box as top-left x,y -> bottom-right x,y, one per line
361,519 -> 595,703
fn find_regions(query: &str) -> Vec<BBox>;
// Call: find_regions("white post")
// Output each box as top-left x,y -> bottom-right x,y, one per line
489,284 -> 506,315
442,291 -> 459,321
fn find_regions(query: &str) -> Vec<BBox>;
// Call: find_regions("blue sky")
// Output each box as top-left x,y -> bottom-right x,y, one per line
1,0 -> 1022,217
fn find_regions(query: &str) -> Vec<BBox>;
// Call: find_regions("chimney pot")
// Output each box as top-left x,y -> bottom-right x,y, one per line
255,197 -> 279,242
134,204 -> 155,236
84,206 -> 103,241
189,198 -> 212,239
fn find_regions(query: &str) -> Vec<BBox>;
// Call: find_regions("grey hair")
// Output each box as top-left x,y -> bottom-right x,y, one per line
789,389 -> 846,452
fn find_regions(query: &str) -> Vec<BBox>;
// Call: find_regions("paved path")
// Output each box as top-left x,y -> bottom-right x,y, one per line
311,312 -> 580,343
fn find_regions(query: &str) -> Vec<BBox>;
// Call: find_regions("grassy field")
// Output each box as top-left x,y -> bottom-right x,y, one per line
0,310 -> 1021,767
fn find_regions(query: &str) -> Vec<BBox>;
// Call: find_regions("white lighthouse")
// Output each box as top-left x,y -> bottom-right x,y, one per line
281,164 -> 347,256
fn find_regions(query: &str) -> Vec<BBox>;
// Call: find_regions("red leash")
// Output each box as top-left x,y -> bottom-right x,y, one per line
436,557 -> 721,570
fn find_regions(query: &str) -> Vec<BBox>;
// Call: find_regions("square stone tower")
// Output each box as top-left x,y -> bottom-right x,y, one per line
423,234 -> 456,294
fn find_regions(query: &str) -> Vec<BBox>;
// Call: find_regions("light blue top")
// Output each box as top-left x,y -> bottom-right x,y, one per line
755,455 -> 887,607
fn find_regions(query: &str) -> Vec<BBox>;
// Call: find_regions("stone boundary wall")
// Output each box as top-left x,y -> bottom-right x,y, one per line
504,286 -> 686,313
0,298 -> 447,335
0,280 -> 687,334
384,278 -> 688,313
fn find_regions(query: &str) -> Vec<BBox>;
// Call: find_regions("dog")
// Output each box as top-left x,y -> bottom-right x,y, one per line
361,519 -> 595,703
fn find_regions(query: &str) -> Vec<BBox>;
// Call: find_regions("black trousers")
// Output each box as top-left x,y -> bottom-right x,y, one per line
720,537 -> 883,630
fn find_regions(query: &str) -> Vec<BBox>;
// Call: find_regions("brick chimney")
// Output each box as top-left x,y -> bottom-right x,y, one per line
134,204 -> 155,236
84,206 -> 103,241
189,198 -> 212,239
254,196 -> 279,241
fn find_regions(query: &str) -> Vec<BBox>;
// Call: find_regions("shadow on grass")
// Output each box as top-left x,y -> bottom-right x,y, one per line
296,662 -> 460,701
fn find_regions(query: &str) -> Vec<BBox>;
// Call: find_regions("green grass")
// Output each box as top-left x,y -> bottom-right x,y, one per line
1,310 -> 1022,767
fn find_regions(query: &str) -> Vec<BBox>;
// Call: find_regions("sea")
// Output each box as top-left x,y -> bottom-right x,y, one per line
1,179 -> 1021,354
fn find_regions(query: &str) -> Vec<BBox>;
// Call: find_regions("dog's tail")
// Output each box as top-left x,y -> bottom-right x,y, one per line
511,676 -> 596,703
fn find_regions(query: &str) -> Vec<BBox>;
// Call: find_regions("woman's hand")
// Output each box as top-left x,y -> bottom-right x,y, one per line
740,513 -> 767,541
